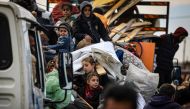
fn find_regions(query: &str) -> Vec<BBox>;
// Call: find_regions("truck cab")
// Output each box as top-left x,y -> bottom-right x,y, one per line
0,2 -> 72,109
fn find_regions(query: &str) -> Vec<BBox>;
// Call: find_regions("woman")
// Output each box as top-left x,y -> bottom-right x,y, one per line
73,1 -> 111,46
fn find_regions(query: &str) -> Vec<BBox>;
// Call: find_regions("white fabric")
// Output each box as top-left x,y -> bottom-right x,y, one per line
126,63 -> 159,102
72,42 -> 123,80
137,93 -> 146,109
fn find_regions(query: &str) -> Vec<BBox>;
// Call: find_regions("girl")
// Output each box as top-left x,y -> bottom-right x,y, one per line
73,56 -> 110,91
78,73 -> 103,109
45,59 -> 71,109
73,1 -> 111,47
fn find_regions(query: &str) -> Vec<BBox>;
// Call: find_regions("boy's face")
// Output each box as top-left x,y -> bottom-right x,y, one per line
83,6 -> 91,18
62,5 -> 71,18
82,61 -> 95,73
87,76 -> 99,89
59,27 -> 68,36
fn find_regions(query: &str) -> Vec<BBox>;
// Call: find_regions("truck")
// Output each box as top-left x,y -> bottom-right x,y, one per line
0,1 -> 72,109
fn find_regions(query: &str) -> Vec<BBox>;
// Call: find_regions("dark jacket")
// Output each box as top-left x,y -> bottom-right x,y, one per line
144,95 -> 181,109
77,85 -> 102,109
73,14 -> 111,44
155,34 -> 179,86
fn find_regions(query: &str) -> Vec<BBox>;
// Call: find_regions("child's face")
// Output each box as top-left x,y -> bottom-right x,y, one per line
82,61 -> 95,73
62,5 -> 71,18
87,76 -> 99,89
59,28 -> 68,37
83,6 -> 91,18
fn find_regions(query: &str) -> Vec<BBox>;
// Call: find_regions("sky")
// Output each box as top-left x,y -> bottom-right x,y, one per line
1,0 -> 190,63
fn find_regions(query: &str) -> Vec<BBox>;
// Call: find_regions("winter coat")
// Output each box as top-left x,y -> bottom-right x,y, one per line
144,95 -> 181,109
48,35 -> 74,52
155,34 -> 179,86
73,14 -> 111,44
46,69 -> 72,109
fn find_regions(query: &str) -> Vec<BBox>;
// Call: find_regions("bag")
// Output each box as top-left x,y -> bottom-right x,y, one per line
126,63 -> 159,102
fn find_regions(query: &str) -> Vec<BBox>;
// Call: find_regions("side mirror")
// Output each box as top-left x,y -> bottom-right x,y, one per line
58,52 -> 73,90
171,58 -> 182,85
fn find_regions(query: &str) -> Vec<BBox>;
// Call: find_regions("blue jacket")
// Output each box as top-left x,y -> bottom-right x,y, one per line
144,95 -> 181,109
48,36 -> 74,52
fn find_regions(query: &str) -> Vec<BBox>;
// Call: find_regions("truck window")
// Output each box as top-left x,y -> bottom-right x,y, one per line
0,13 -> 12,70
29,29 -> 45,91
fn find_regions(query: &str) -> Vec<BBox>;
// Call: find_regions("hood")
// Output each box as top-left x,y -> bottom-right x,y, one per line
149,95 -> 173,106
80,1 -> 92,11
173,27 -> 188,43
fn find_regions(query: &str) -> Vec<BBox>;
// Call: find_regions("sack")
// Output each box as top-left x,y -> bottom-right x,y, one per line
126,64 -> 159,102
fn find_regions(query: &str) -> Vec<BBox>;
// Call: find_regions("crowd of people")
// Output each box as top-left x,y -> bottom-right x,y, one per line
28,0 -> 190,109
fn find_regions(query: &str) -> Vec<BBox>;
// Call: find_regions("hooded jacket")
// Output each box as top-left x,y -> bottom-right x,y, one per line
144,95 -> 181,109
46,69 -> 72,109
155,27 -> 188,86
73,1 -> 111,44
47,23 -> 75,52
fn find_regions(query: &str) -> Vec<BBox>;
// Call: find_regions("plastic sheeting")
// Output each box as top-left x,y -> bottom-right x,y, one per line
71,42 -> 123,80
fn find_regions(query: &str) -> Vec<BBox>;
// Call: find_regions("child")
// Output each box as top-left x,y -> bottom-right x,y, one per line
45,23 -> 74,53
73,56 -> 110,90
73,1 -> 111,46
78,73 -> 103,109
55,2 -> 76,27
45,59 -> 71,109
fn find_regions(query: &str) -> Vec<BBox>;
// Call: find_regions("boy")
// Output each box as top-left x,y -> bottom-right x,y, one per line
55,2 -> 76,27
45,23 -> 74,53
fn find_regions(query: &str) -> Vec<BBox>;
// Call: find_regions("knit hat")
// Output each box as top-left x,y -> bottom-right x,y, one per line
80,1 -> 92,11
58,23 -> 72,36
173,27 -> 188,43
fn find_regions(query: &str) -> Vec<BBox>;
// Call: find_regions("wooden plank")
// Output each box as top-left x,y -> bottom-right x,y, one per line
112,19 -> 136,41
104,0 -> 126,18
131,21 -> 152,28
142,27 -> 166,31
117,27 -> 143,42
48,0 -> 61,3
93,0 -> 115,7
132,14 -> 167,19
137,1 -> 169,6
78,95 -> 94,109
109,23 -> 128,38
108,0 -> 141,25
137,31 -> 155,35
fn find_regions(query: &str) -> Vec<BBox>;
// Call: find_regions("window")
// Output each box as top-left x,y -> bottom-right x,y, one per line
0,13 -> 12,70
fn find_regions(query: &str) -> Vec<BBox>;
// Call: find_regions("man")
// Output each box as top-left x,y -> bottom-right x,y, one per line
144,84 -> 181,109
155,27 -> 188,87
103,84 -> 137,109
